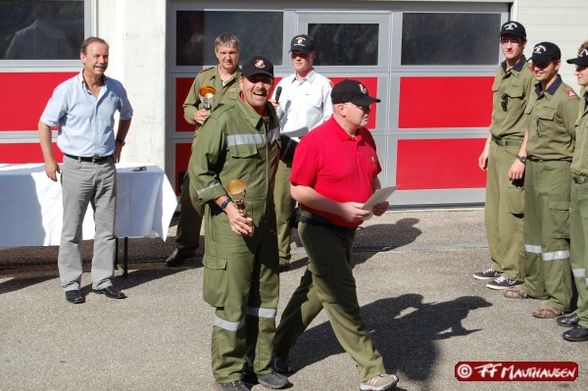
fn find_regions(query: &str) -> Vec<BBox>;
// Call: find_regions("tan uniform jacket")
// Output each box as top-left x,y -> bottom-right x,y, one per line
182,66 -> 241,128
525,76 -> 579,159
490,56 -> 534,140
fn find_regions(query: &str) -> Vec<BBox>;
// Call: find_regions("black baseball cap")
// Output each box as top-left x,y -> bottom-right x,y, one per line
331,79 -> 381,106
567,48 -> 588,67
289,34 -> 315,53
500,21 -> 526,41
531,42 -> 561,65
241,55 -> 274,78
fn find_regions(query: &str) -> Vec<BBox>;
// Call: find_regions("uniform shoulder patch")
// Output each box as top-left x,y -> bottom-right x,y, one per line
199,66 -> 214,74
568,89 -> 577,97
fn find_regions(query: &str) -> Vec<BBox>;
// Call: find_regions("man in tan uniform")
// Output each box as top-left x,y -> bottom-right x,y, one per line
166,32 -> 241,267
474,21 -> 534,290
504,42 -> 579,319
561,43 -> 588,341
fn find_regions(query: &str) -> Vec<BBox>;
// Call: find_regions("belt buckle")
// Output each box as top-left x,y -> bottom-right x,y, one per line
91,156 -> 100,163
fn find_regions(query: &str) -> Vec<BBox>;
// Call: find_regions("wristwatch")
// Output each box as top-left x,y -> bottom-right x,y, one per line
219,198 -> 231,210
116,138 -> 126,146
516,155 -> 526,164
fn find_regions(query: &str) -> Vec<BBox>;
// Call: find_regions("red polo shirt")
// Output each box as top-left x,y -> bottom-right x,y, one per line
290,116 -> 381,227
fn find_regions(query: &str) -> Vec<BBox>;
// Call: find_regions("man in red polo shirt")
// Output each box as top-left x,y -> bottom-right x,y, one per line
272,79 -> 398,391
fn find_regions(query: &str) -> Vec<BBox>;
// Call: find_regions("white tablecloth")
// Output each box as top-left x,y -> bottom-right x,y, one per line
0,163 -> 177,249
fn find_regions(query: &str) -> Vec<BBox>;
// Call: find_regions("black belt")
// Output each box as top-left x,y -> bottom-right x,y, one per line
64,154 -> 112,163
491,137 -> 522,147
573,175 -> 588,184
299,211 -> 356,235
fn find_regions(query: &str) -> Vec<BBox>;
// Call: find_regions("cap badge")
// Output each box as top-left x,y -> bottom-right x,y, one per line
580,49 -> 588,58
534,45 -> 546,54
254,59 -> 265,69
503,22 -> 518,31
296,37 -> 306,45
358,83 -> 367,94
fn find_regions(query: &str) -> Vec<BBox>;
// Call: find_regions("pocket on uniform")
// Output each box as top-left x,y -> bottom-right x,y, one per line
506,184 -> 524,215
202,256 -> 228,307
548,200 -> 570,238
228,142 -> 259,159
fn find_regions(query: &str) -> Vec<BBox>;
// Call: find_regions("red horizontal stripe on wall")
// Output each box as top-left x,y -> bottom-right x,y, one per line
396,138 -> 487,190
0,143 -> 63,163
398,76 -> 493,128
175,143 -> 192,194
330,77 -> 378,129
0,72 -> 76,131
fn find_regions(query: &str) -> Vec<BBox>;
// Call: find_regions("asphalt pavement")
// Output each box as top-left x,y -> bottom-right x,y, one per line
0,207 -> 586,391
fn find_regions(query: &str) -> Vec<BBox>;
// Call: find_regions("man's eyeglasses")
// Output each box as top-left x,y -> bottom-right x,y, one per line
345,103 -> 371,113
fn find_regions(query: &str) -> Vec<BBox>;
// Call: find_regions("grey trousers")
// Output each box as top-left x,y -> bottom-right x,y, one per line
58,156 -> 117,291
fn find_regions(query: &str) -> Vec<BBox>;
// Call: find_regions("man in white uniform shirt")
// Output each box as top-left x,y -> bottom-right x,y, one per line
271,34 -> 332,270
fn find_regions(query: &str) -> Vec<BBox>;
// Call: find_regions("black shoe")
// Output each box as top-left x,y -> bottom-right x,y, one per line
92,286 -> 127,299
213,380 -> 249,391
257,371 -> 289,389
164,249 -> 196,267
273,356 -> 293,374
557,312 -> 579,327
65,289 -> 85,304
563,325 -> 588,342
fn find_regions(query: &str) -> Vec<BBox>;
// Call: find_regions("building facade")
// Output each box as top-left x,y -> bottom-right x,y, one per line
1,0 -> 586,206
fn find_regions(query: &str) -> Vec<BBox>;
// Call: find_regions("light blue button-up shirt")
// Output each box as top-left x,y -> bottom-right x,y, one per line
40,70 -> 133,157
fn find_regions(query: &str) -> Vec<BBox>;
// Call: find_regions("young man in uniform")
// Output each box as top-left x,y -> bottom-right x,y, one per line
165,32 -> 241,267
474,21 -> 534,290
561,43 -> 588,341
271,34 -> 332,270
38,37 -> 132,303
188,56 -> 288,391
504,42 -> 579,319
272,79 -> 398,391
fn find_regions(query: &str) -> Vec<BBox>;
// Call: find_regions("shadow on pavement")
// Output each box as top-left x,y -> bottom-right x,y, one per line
288,294 -> 491,383
0,275 -> 55,294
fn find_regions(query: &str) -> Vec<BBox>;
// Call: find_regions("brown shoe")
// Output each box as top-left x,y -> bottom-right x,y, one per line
503,288 -> 527,299
532,305 -> 564,319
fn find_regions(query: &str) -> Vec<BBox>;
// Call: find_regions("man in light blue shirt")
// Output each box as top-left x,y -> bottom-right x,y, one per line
39,36 -> 133,304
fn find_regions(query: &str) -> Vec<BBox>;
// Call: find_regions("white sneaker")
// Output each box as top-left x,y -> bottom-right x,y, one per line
359,373 -> 399,390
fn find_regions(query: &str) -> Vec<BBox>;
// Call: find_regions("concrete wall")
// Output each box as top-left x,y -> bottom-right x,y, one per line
95,0 -> 167,169
512,0 -> 588,92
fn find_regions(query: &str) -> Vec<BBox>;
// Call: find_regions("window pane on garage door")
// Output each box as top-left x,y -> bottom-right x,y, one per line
176,11 -> 283,66
308,23 -> 379,66
401,13 -> 500,65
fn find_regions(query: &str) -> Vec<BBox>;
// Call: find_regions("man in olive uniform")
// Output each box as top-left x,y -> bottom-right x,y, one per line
504,42 -> 579,319
189,56 -> 288,390
165,32 -> 241,267
561,44 -> 588,341
474,21 -> 534,290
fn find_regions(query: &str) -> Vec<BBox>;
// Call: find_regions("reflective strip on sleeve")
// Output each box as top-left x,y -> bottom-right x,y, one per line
573,268 -> 586,277
196,182 -> 222,198
213,314 -> 244,331
524,244 -> 542,254
246,307 -> 277,319
227,134 -> 265,146
542,250 -> 570,261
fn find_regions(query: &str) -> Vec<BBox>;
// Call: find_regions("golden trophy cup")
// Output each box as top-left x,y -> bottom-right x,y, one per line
198,86 -> 216,110
226,179 -> 247,216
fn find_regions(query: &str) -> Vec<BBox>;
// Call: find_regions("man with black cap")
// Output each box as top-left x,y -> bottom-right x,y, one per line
504,42 -> 579,320
474,21 -> 534,290
272,79 -> 398,391
188,55 -> 288,390
270,33 -> 332,271
561,42 -> 588,342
